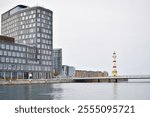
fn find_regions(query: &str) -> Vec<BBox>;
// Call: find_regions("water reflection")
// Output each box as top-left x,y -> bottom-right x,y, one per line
0,84 -> 63,100
113,83 -> 117,100
0,82 -> 150,100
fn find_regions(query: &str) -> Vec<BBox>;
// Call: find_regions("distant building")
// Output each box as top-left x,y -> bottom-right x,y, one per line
62,65 -> 75,77
0,5 -> 53,79
75,70 -> 108,77
103,71 -> 109,77
53,48 -> 62,76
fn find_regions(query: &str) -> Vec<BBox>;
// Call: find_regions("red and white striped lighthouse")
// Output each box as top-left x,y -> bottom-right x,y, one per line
112,52 -> 118,77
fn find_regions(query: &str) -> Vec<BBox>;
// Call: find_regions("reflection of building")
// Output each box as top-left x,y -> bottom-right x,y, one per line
53,48 -> 62,76
62,65 -> 75,77
75,70 -> 108,77
0,5 -> 53,79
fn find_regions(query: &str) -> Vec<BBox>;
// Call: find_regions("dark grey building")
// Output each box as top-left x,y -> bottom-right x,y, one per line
0,5 -> 53,79
53,48 -> 62,76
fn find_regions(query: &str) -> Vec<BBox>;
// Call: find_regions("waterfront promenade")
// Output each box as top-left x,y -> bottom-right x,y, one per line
0,78 -> 72,85
0,75 -> 150,85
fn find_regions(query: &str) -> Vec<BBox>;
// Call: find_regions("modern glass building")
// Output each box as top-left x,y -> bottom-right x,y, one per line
53,48 -> 62,76
0,5 -> 53,79
62,65 -> 75,77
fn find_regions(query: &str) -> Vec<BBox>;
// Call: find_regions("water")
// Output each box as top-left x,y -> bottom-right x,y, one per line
0,81 -> 150,100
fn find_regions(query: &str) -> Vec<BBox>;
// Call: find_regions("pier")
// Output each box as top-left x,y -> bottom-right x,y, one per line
70,75 -> 150,82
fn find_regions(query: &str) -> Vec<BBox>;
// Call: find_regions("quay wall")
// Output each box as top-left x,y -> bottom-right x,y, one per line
0,77 -> 128,85
0,78 -> 72,85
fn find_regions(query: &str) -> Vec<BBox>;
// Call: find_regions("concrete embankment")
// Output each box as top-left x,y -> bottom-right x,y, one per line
0,78 -> 72,85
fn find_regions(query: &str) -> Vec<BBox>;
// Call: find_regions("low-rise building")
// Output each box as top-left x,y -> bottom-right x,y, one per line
75,70 -> 108,77
0,35 -> 52,79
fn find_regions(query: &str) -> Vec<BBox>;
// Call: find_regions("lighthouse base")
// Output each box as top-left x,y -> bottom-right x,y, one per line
112,71 -> 118,77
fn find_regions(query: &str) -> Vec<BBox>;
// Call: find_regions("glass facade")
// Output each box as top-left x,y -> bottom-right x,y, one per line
53,49 -> 62,76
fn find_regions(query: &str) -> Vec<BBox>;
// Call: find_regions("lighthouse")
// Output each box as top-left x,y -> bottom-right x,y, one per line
112,52 -> 118,77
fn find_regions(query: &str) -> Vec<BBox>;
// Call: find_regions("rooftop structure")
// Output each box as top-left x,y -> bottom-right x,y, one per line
0,35 -> 14,43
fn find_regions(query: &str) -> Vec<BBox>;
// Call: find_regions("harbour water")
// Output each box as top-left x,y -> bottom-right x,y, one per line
0,80 -> 150,100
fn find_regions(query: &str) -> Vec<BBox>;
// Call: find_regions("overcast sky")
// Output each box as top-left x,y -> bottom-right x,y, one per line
0,0 -> 150,75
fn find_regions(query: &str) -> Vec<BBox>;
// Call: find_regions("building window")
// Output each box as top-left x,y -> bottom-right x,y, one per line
6,45 -> 9,49
1,57 -> 5,62
26,24 -> 29,28
21,65 -> 23,70
17,65 -> 20,70
37,18 -> 40,22
23,40 -> 26,44
37,33 -> 40,37
29,24 -> 32,28
43,11 -> 46,14
21,13 -> 23,16
17,52 -> 19,57
31,19 -> 34,23
29,15 -> 32,19
33,14 -> 36,18
33,23 -> 36,27
24,12 -> 26,15
22,47 -> 26,51
12,52 -> 15,56
33,34 -> 36,38
31,10 -> 34,14
41,15 -> 44,18
8,51 -> 11,56
19,59 -> 22,63
29,34 -> 32,38
49,13 -> 51,16
37,55 -> 40,59
6,57 -> 9,62
10,45 -> 13,50
26,16 -> 28,20
22,59 -> 25,63
20,53 -> 23,57
14,58 -> 17,63
1,44 -> 5,49
10,58 -> 13,63
22,17 -> 25,20
19,46 -> 22,51
30,39 -> 33,43
4,51 -> 7,56
37,39 -> 40,42
37,9 -> 40,13
15,46 -> 18,51
37,23 -> 40,26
